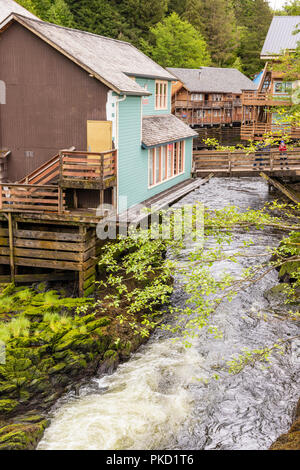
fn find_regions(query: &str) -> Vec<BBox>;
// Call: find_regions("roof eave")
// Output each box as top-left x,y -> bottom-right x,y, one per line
125,72 -> 174,82
142,136 -> 194,149
0,14 -> 150,96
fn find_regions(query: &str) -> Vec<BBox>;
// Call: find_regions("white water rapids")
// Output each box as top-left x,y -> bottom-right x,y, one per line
38,178 -> 300,450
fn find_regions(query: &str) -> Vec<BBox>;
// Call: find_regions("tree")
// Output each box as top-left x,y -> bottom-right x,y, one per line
145,12 -> 211,68
64,0 -> 130,41
233,0 -> 273,77
16,0 -> 38,15
232,56 -> 244,72
183,0 -> 239,67
277,0 -> 300,15
48,0 -> 75,27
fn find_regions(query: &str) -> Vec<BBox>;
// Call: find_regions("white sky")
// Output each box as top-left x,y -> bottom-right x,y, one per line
268,0 -> 287,10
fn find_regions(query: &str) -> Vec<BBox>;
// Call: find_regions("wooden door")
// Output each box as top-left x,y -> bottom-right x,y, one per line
87,121 -> 112,153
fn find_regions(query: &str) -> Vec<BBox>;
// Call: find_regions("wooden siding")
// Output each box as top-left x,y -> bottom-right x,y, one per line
136,78 -> 171,116
117,93 -> 193,211
0,22 -> 109,181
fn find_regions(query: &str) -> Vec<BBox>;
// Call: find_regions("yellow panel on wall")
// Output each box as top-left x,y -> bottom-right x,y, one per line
87,121 -> 112,153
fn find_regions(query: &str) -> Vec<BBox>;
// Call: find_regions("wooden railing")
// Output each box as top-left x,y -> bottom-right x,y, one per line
19,154 -> 60,185
193,149 -> 300,174
59,150 -> 117,181
242,90 -> 291,106
241,123 -> 300,139
0,183 -> 64,213
173,100 -> 239,109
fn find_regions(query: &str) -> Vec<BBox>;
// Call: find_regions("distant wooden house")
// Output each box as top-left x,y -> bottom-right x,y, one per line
0,3 -> 197,295
241,16 -> 300,141
166,67 -> 257,129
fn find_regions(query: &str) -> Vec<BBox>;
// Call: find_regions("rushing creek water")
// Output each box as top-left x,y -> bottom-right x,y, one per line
38,178 -> 300,450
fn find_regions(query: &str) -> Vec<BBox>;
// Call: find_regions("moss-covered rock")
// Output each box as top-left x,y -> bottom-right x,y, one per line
0,400 -> 18,414
0,417 -> 49,450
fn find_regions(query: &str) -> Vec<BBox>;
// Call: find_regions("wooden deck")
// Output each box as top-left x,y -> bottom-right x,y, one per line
118,175 -> 213,225
0,149 -> 117,295
193,149 -> 300,177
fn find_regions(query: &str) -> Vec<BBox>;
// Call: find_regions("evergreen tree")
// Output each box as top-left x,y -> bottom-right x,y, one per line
233,0 -> 273,77
48,0 -> 74,27
146,12 -> 211,68
183,0 -> 239,67
64,0 -> 130,40
232,56 -> 244,72
16,0 -> 39,15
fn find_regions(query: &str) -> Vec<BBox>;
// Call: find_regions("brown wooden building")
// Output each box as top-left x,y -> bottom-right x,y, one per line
241,16 -> 300,141
167,67 -> 257,128
0,7 -> 194,295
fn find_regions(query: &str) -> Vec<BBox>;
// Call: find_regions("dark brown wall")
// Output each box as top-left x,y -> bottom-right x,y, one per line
0,22 -> 109,181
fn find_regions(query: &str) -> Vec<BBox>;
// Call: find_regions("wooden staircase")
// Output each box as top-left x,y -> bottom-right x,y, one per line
19,153 -> 60,185
18,147 -> 75,185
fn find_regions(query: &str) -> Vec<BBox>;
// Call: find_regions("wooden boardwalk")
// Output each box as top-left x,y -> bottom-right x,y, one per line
193,149 -> 300,177
118,175 -> 213,225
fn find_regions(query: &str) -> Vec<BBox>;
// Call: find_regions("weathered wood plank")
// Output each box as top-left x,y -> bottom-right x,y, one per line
14,238 -> 83,252
15,229 -> 83,242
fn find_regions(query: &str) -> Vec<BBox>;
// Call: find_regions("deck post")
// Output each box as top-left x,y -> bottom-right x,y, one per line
58,186 -> 63,214
228,153 -> 232,174
100,153 -> 104,180
8,212 -> 15,283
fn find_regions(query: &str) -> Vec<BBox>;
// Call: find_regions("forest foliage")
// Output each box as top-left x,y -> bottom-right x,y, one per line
16,0 -> 299,77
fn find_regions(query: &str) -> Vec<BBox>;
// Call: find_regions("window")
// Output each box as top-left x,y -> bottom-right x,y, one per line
212,94 -> 222,101
197,110 -> 205,118
149,142 -> 185,187
274,81 -> 292,94
191,93 -> 203,101
155,80 -> 168,109
214,109 -> 221,117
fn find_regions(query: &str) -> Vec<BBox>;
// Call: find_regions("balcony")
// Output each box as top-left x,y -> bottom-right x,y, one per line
241,122 -> 300,140
242,90 -> 291,107
173,99 -> 238,109
59,150 -> 117,190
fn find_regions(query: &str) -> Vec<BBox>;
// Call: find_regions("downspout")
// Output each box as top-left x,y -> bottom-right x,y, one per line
115,94 -> 127,215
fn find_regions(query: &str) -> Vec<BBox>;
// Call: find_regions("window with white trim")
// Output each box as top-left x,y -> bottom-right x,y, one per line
149,141 -> 185,187
191,93 -> 203,101
155,80 -> 168,109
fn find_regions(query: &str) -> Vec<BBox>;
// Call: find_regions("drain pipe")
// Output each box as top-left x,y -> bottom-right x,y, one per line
116,94 -> 127,103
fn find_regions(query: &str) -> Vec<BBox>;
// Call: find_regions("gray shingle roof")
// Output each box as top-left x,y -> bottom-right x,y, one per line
1,13 -> 174,95
166,67 -> 257,93
0,0 -> 37,22
142,115 -> 198,148
261,16 -> 300,58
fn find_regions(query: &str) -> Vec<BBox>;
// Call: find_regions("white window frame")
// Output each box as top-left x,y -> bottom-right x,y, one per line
155,80 -> 168,110
148,141 -> 185,188
191,93 -> 203,101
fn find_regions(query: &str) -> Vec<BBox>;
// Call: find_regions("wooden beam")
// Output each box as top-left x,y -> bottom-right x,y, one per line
8,212 -> 15,283
260,172 -> 300,204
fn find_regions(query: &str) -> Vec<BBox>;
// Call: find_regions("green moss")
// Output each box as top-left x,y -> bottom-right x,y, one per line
86,317 -> 110,331
0,399 -> 18,414
0,418 -> 49,450
48,363 -> 67,375
103,350 -> 118,360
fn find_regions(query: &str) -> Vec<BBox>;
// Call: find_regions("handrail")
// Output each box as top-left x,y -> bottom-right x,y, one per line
0,183 -> 62,213
59,149 -> 117,181
193,149 -> 300,174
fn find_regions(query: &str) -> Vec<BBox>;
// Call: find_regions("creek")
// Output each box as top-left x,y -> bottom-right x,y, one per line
38,177 -> 300,450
